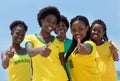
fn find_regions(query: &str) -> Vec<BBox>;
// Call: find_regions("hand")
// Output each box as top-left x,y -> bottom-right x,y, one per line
40,42 -> 51,57
77,38 -> 90,54
7,47 -> 14,58
109,41 -> 119,61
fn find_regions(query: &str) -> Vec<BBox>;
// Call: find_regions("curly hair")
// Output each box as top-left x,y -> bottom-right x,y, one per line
37,6 -> 61,27
10,20 -> 28,32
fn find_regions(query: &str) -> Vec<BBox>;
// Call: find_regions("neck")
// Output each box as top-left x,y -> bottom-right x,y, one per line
12,43 -> 21,50
93,39 -> 104,46
39,31 -> 53,43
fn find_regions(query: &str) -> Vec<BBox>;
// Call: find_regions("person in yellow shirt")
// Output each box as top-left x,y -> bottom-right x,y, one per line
90,19 -> 119,81
1,20 -> 32,81
65,15 -> 102,81
55,15 -> 72,80
24,6 -> 68,81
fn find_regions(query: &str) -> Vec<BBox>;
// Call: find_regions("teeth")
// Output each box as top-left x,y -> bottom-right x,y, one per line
61,30 -> 64,32
17,39 -> 21,42
48,27 -> 52,30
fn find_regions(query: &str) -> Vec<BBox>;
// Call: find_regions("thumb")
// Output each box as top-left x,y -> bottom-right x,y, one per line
77,38 -> 81,49
109,40 -> 113,45
9,46 -> 14,52
46,42 -> 51,47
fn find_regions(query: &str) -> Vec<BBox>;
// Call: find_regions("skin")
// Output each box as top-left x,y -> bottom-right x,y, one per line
56,21 -> 67,41
25,14 -> 57,57
1,26 -> 27,69
91,23 -> 119,61
71,20 -> 91,54
56,21 -> 68,67
90,24 -> 105,45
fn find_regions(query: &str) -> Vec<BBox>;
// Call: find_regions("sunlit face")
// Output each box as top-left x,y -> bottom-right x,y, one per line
11,26 -> 26,44
56,21 -> 67,35
41,14 -> 57,33
91,23 -> 105,41
71,20 -> 88,40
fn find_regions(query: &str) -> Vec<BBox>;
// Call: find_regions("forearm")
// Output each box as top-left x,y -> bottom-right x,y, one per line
59,54 -> 65,68
2,58 -> 10,69
26,47 -> 42,57
1,52 -> 10,69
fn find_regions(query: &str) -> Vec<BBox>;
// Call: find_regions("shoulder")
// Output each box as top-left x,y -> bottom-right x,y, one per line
84,40 -> 96,47
24,34 -> 36,42
25,34 -> 35,39
65,38 -> 72,42
84,40 -> 97,54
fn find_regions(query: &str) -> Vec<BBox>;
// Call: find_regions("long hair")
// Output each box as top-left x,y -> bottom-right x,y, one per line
66,15 -> 90,60
90,19 -> 108,41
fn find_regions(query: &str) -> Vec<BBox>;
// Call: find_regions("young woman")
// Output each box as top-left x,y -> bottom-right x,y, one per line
90,19 -> 119,81
66,15 -> 102,81
1,20 -> 31,81
24,6 -> 68,81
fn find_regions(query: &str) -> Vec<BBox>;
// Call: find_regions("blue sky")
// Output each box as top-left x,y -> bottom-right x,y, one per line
0,0 -> 120,81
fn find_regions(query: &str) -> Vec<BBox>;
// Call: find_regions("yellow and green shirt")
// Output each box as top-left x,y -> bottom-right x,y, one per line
96,41 -> 118,81
24,34 -> 68,81
8,53 -> 31,81
68,41 -> 101,81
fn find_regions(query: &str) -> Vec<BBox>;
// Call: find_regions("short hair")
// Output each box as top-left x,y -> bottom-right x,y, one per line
61,15 -> 69,30
10,20 -> 28,32
37,6 -> 61,27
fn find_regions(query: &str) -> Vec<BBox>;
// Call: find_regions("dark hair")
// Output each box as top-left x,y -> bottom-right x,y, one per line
90,19 -> 108,41
10,20 -> 28,32
66,15 -> 90,60
61,15 -> 69,30
37,6 -> 61,27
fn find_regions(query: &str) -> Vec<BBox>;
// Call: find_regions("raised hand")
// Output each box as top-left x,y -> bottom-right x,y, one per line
7,47 -> 15,58
77,38 -> 90,54
40,42 -> 51,57
109,41 -> 119,61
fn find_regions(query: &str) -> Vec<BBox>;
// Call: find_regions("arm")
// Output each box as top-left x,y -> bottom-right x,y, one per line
59,53 -> 71,81
59,53 -> 66,68
109,41 -> 119,61
1,51 -> 11,69
77,39 -> 92,54
25,42 -> 51,57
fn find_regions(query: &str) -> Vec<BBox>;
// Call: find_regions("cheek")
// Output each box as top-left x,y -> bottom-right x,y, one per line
52,25 -> 56,30
71,32 -> 76,39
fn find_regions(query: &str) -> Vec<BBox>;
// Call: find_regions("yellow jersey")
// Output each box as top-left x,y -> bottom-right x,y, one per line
8,53 -> 32,81
68,41 -> 101,81
96,41 -> 118,81
24,34 -> 68,81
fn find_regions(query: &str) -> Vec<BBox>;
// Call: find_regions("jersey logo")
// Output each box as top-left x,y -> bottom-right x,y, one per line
14,59 -> 30,64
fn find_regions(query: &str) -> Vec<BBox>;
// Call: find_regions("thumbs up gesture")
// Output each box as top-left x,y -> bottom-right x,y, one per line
7,47 -> 15,58
109,41 -> 119,61
40,42 -> 51,57
77,38 -> 90,54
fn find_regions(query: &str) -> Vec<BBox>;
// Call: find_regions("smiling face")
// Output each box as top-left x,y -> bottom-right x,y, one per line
90,23 -> 105,42
41,14 -> 57,33
56,21 -> 67,35
71,20 -> 88,41
11,26 -> 26,45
